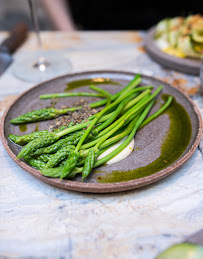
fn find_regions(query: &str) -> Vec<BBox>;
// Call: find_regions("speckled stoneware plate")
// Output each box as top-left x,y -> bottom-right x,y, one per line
145,27 -> 202,75
0,71 -> 202,193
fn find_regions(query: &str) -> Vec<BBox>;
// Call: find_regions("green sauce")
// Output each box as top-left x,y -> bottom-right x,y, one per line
97,95 -> 192,183
34,123 -> 39,132
19,124 -> 27,132
65,78 -> 120,91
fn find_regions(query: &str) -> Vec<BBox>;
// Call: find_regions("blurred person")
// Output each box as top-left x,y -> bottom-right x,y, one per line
40,0 -> 203,31
40,0 -> 76,31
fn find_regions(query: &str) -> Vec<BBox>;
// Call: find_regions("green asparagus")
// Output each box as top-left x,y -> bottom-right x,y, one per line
39,92 -> 104,99
24,156 -> 46,170
17,132 -> 59,159
60,151 -> 79,179
82,149 -> 97,180
10,74 -> 142,125
10,74 -> 174,182
45,145 -> 75,168
10,108 -> 70,124
12,130 -> 48,146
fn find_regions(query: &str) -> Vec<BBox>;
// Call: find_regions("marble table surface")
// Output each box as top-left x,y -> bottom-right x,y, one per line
0,31 -> 202,259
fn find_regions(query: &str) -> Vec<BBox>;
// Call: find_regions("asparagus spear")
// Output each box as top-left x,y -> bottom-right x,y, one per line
59,151 -> 79,179
24,156 -> 46,170
10,108 -> 70,125
45,145 -> 75,168
41,166 -> 83,179
39,92 -> 104,99
10,130 -> 49,146
33,130 -> 85,155
36,154 -> 53,163
8,134 -> 19,143
82,149 -> 96,181
9,124 -> 73,146
139,96 -> 173,129
17,132 -> 60,159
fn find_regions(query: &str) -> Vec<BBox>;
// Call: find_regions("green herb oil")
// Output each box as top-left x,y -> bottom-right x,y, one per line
19,124 -> 27,132
97,95 -> 192,183
65,78 -> 120,91
34,123 -> 39,132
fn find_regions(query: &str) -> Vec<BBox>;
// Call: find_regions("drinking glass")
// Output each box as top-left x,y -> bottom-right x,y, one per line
13,0 -> 71,83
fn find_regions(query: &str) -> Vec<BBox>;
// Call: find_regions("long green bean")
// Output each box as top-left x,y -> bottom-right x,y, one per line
39,92 -> 104,99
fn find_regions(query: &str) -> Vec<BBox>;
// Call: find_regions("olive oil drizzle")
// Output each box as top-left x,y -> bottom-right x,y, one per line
65,78 -> 120,91
19,124 -> 27,132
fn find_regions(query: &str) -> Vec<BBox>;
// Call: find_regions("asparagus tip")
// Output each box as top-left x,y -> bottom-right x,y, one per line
10,119 -> 18,125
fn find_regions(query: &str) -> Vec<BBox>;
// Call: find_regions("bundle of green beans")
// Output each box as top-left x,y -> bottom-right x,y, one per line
9,75 -> 173,181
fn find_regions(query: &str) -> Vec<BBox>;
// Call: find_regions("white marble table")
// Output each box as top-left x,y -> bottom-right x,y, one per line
0,31 -> 203,259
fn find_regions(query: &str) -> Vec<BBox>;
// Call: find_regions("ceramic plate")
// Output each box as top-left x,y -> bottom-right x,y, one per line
145,27 -> 202,75
0,71 -> 202,193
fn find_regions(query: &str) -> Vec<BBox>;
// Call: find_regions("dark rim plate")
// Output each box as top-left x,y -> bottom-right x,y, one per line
0,71 -> 202,193
144,27 -> 202,75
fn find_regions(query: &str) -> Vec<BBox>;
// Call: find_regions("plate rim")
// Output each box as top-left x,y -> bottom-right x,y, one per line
144,26 -> 202,75
0,70 -> 202,193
